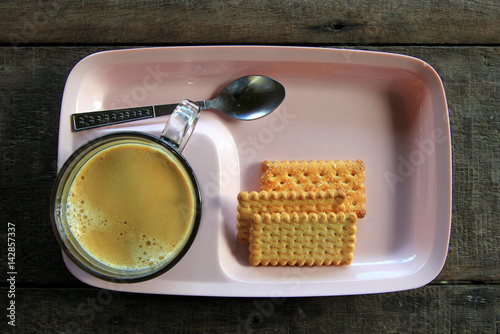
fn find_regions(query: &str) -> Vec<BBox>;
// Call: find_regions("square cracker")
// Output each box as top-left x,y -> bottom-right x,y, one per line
237,190 -> 347,244
260,159 -> 366,218
249,212 -> 357,266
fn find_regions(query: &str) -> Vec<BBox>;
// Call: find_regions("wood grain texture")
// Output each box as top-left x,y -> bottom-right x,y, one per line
0,46 -> 498,287
1,1 -> 499,46
0,1 -> 499,331
3,285 -> 498,333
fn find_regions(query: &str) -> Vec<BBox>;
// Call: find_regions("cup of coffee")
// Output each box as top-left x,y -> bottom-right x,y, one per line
51,100 -> 202,283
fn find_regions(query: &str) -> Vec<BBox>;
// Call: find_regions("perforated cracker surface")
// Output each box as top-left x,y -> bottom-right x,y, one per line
237,190 -> 347,244
260,160 -> 366,218
249,212 -> 357,266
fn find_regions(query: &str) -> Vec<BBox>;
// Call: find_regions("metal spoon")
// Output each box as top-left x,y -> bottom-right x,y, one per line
71,75 -> 286,131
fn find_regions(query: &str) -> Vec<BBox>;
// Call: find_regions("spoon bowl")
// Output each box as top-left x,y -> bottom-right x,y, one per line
72,75 -> 286,131
204,75 -> 286,120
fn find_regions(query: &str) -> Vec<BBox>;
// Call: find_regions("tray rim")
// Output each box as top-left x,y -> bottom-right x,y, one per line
57,45 -> 452,297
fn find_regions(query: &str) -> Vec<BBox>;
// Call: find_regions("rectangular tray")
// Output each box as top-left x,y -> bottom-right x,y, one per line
58,46 -> 452,296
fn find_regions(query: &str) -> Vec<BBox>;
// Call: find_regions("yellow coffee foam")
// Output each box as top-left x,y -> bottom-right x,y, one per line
248,212 -> 357,266
66,143 -> 196,271
260,159 -> 366,218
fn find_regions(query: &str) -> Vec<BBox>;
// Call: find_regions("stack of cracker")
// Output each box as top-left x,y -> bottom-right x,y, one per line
237,159 -> 366,267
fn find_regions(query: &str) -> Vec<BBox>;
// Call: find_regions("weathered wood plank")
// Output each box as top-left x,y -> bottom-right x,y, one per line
0,46 -> 498,287
3,285 -> 499,333
1,1 -> 499,46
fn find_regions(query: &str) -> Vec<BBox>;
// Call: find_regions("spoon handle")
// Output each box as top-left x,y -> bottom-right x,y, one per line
71,102 -> 205,131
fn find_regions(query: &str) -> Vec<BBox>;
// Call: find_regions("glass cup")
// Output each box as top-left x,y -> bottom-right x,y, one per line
51,100 -> 202,283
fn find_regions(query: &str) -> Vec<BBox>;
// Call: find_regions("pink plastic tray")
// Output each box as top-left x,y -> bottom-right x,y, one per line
58,46 -> 452,296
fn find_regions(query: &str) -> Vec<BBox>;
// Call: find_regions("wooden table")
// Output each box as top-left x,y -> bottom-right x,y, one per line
1,1 -> 498,332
